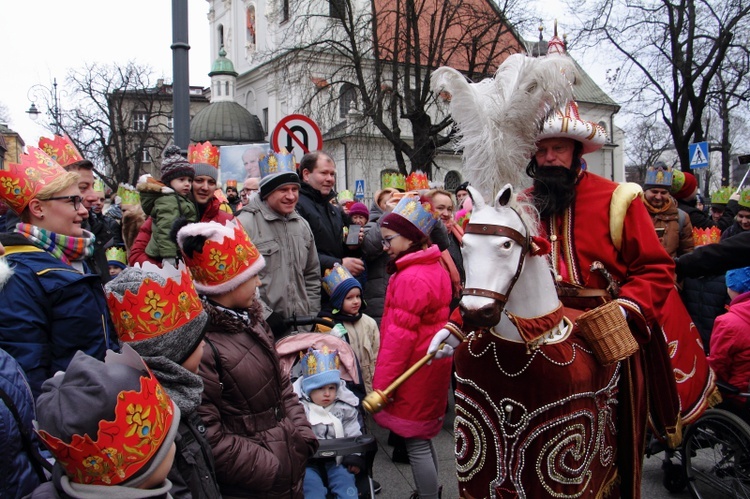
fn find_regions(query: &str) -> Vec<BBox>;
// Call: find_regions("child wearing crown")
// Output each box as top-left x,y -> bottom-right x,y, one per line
321,264 -> 380,393
293,347 -> 364,499
137,145 -> 198,265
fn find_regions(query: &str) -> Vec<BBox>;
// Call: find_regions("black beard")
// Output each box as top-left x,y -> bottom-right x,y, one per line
532,166 -> 578,218
227,194 -> 239,203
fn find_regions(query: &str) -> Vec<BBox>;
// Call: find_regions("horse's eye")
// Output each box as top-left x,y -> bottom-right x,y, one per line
502,241 -> 512,249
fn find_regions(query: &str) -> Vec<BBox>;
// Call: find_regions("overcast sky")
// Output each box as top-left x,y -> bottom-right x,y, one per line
2,0 -> 585,149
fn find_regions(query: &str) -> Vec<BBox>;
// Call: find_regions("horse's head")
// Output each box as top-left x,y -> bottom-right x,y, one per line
459,184 -> 532,330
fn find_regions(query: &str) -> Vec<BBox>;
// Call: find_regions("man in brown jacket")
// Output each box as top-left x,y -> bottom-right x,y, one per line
643,163 -> 694,259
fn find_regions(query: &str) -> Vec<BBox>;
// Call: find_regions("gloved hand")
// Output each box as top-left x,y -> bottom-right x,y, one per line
427,328 -> 461,360
730,191 -> 741,202
266,312 -> 287,338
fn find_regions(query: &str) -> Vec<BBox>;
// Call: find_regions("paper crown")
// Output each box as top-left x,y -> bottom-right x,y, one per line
225,179 -> 238,189
0,146 -> 67,213
693,227 -> 721,247
187,141 -> 219,167
105,262 -> 203,343
322,264 -> 356,297
106,246 -> 127,268
93,178 -> 106,194
391,193 -> 439,234
301,346 -> 340,379
177,220 -> 265,295
116,183 -> 140,205
259,149 -> 297,178
382,172 -> 406,191
539,101 -> 608,154
406,170 -> 430,191
740,188 -> 750,209
710,186 -> 733,206
338,189 -> 354,203
38,135 -> 85,168
644,163 -> 673,188
36,347 -> 176,486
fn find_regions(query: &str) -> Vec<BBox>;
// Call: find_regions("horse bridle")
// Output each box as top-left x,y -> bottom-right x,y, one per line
461,208 -> 531,309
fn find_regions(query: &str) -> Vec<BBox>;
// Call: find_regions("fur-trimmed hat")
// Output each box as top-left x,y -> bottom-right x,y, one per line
104,262 -> 207,364
35,345 -> 180,487
161,145 -> 194,186
177,220 -> 265,295
301,346 -> 341,396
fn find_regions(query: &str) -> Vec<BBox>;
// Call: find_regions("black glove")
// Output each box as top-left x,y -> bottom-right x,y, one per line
266,312 -> 287,339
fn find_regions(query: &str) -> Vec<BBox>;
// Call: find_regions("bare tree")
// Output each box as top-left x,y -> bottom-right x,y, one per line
623,116 -> 674,183
574,0 -> 750,172
273,0 -> 532,178
64,62 -> 175,188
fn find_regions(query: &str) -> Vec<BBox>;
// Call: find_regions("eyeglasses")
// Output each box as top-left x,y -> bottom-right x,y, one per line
382,234 -> 402,248
242,188 -> 259,194
45,195 -> 83,211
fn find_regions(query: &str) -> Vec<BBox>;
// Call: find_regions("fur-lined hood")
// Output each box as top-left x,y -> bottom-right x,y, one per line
0,257 -> 13,292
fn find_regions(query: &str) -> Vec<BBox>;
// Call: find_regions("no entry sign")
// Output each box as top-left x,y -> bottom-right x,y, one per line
271,114 -> 323,163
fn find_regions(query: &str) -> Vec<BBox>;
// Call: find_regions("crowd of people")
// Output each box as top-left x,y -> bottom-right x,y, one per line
0,111 -> 749,498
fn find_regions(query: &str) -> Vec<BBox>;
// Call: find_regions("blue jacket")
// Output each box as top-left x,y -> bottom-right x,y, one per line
0,347 -> 44,498
0,233 -> 117,398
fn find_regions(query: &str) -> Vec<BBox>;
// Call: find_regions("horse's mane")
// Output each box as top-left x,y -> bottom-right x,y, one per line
506,191 -> 540,238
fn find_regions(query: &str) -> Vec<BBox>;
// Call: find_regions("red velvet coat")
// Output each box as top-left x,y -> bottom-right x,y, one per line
372,245 -> 452,439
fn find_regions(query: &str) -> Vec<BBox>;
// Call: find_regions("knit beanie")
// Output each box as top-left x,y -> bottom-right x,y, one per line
104,262 -> 208,365
671,170 -> 698,200
380,194 -> 439,242
322,263 -> 362,311
348,202 -> 370,220
161,145 -> 194,186
301,346 -> 341,396
177,220 -> 266,295
35,346 -> 180,487
727,267 -> 750,294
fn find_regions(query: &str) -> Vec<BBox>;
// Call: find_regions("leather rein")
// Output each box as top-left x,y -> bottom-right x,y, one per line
461,208 -> 531,309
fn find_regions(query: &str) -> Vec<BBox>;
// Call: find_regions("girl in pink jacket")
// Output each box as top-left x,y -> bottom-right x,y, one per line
372,194 -> 452,499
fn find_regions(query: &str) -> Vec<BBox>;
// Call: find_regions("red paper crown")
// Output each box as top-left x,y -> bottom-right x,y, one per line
36,359 -> 175,486
106,264 -> 203,343
0,147 -> 67,213
692,227 -> 721,247
178,221 -> 264,294
405,170 -> 430,191
38,135 -> 85,168
188,142 -> 219,167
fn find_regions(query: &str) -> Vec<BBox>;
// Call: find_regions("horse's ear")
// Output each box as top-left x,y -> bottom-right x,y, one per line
468,186 -> 485,211
495,184 -> 514,207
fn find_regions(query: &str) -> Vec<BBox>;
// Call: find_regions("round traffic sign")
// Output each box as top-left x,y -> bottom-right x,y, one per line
271,114 -> 323,163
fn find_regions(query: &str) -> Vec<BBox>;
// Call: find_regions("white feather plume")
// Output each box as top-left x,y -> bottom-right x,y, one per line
431,53 -> 576,198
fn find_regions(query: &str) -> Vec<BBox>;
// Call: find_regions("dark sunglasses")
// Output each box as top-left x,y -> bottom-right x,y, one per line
45,195 -> 83,211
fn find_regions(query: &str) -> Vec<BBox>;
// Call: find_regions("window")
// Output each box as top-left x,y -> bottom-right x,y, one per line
141,148 -> 151,163
262,108 -> 269,134
133,111 -> 147,132
218,25 -> 224,47
339,83 -> 358,118
443,170 -> 462,193
167,115 -> 174,130
329,0 -> 346,18
282,0 -> 289,22
246,5 -> 256,46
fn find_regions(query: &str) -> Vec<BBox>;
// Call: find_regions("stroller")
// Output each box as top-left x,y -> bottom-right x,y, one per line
277,331 -> 378,498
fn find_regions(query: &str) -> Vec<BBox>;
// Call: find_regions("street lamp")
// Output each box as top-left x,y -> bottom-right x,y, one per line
26,77 -> 62,134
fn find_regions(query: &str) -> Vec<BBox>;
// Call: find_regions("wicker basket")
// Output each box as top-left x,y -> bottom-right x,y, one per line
576,301 -> 639,365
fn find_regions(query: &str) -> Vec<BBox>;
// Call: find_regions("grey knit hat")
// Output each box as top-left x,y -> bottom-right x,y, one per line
104,262 -> 208,365
161,145 -> 195,186
192,163 -> 219,181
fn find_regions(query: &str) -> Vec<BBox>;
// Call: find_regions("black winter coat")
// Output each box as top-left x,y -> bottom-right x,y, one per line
677,199 -> 738,231
168,411 -> 222,499
296,183 -> 345,272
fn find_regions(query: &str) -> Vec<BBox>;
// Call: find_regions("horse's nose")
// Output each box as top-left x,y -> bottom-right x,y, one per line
460,301 -> 503,329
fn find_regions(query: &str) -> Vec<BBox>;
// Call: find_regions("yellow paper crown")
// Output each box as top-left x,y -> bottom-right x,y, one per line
116,184 -> 140,206
105,246 -> 127,267
0,147 -> 67,213
93,178 -> 106,194
740,188 -> 750,209
38,135 -> 84,168
188,142 -> 220,167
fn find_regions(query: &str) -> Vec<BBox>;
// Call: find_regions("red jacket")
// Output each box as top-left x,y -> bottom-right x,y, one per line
129,197 -> 234,266
709,291 -> 750,393
372,245 -> 452,439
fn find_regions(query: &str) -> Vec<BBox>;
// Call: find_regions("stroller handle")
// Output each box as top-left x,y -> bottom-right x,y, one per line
284,315 -> 336,330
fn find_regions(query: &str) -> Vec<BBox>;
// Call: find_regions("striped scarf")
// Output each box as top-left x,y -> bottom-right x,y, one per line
14,223 -> 96,264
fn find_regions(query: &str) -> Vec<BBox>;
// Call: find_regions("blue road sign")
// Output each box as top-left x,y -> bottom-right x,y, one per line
689,142 -> 709,169
354,179 -> 365,199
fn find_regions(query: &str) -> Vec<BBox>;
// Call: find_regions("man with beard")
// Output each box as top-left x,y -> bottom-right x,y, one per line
224,179 -> 242,213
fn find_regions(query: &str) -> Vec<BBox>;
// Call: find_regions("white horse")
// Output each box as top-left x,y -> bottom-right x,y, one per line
431,185 -> 627,499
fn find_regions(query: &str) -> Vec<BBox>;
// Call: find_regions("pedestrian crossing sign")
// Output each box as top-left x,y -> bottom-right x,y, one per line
354,179 -> 365,199
689,142 -> 709,169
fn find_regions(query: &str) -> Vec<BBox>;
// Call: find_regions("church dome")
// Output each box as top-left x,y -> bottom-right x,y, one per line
190,101 -> 265,145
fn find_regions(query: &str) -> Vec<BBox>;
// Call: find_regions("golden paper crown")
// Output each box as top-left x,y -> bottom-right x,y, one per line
0,147 -> 67,213
692,227 -> 722,247
106,263 -> 203,343
177,221 -> 265,295
116,184 -> 140,206
406,170 -> 430,191
322,264 -> 356,297
225,179 -> 238,189
105,246 -> 127,267
710,186 -> 733,206
187,141 -> 219,167
93,178 -> 106,194
36,350 -> 175,486
740,188 -> 750,209
382,172 -> 406,191
38,135 -> 85,168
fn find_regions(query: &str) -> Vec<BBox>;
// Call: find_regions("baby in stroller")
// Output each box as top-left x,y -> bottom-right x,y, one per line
295,346 -> 363,498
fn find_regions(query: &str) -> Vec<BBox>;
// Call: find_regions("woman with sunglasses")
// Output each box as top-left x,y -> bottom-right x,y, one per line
0,148 -> 117,398
372,194 -> 452,499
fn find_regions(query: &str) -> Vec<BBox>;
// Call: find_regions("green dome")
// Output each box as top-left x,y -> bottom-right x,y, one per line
190,101 -> 265,145
209,47 -> 238,77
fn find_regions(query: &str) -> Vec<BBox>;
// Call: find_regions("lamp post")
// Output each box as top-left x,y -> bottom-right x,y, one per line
26,78 -> 62,134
